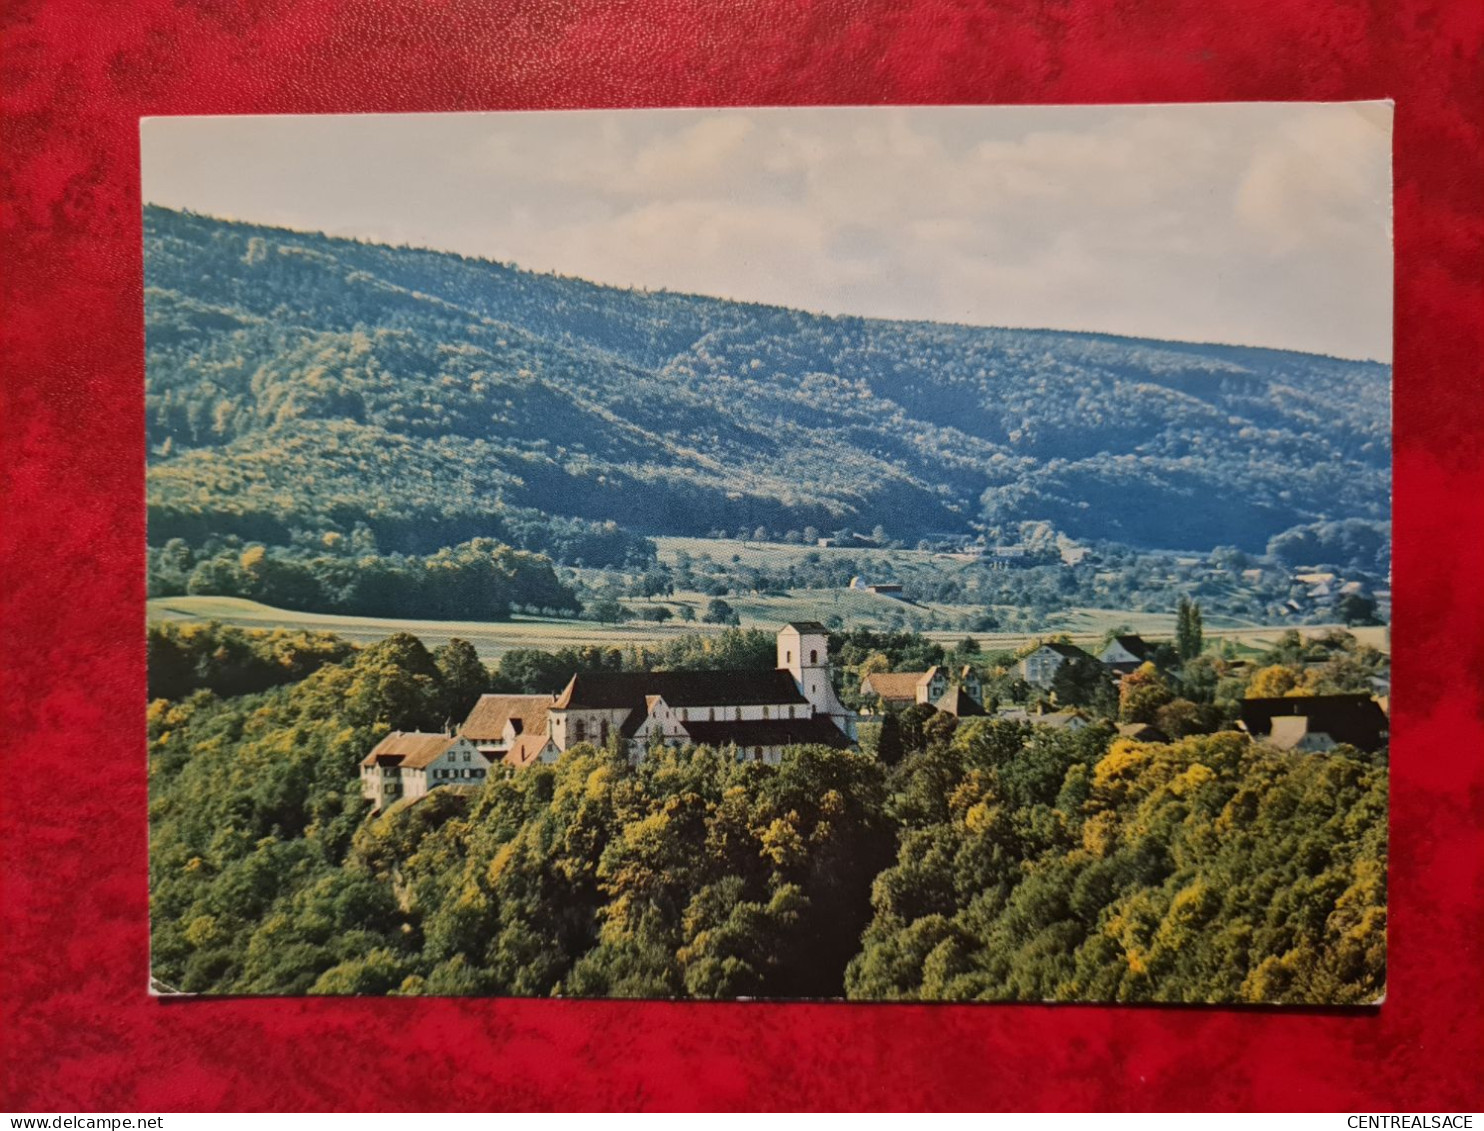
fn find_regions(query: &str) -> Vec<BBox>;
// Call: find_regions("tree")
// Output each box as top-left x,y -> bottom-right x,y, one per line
1119,662 -> 1173,724
876,713 -> 905,767
896,703 -> 940,756
1176,597 -> 1204,664
638,568 -> 673,597
1154,697 -> 1219,738
1051,654 -> 1117,716
1246,664 -> 1304,698
433,639 -> 490,724
702,598 -> 739,626
1337,592 -> 1381,626
586,597 -> 627,624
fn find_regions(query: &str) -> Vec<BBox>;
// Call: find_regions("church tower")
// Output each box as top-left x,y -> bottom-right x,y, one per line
777,622 -> 856,739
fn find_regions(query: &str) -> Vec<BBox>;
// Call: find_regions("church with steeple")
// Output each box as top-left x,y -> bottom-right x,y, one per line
454,623 -> 859,769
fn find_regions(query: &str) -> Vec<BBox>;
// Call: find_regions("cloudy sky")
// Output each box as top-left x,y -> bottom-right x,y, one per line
142,104 -> 1393,361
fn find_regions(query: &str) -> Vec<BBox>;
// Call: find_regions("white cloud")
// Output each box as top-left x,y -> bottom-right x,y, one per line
1236,103 -> 1393,255
141,104 -> 1393,360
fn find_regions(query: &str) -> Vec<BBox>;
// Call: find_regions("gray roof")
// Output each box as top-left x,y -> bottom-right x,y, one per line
683,716 -> 851,750
555,669 -> 807,711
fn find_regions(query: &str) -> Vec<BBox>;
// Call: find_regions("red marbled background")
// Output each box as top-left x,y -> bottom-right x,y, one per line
2,0 -> 1481,1112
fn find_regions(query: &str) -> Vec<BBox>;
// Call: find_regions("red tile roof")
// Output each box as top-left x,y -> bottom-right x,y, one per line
460,694 -> 552,743
361,731 -> 462,769
503,732 -> 557,769
861,672 -> 924,701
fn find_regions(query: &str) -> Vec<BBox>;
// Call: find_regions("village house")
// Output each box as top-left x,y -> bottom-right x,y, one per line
996,706 -> 1091,732
849,577 -> 908,600
1018,641 -> 1096,689
858,671 -> 923,711
859,665 -> 983,714
1099,634 -> 1154,675
1238,694 -> 1389,753
360,732 -> 487,809
979,545 -> 1029,569
931,684 -> 986,718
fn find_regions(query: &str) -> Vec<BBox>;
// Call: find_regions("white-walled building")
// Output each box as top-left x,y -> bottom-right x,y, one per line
1099,634 -> 1153,674
360,732 -> 487,809
1018,642 -> 1096,689
361,625 -> 861,793
860,664 -> 983,713
546,622 -> 856,765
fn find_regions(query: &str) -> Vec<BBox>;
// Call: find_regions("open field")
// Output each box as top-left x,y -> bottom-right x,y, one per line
652,535 -> 928,569
149,594 -> 1387,662
148,596 -> 710,659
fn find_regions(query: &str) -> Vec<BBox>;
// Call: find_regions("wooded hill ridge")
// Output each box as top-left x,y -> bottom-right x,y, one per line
145,206 -> 1390,558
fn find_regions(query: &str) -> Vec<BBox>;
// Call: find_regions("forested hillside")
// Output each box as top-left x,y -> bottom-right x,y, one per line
148,626 -> 1385,1002
145,207 -> 1390,557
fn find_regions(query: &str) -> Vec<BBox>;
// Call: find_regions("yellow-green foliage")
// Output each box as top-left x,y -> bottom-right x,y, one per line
150,624 -> 1386,1002
846,721 -> 1386,1004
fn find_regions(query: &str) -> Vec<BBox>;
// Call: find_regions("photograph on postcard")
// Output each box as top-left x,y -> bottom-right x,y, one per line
143,105 -> 1391,1002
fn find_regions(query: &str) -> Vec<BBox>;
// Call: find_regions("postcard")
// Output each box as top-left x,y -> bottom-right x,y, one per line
142,104 -> 1391,1002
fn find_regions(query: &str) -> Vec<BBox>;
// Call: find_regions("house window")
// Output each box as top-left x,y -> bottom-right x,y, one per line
762,705 -> 769,719
462,751 -> 470,762
574,721 -> 587,742
709,707 -> 716,721
600,721 -> 609,742
810,650 -> 818,664
786,651 -> 792,663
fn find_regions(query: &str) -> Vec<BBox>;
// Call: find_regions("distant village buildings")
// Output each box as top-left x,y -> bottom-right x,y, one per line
360,623 -> 1390,812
